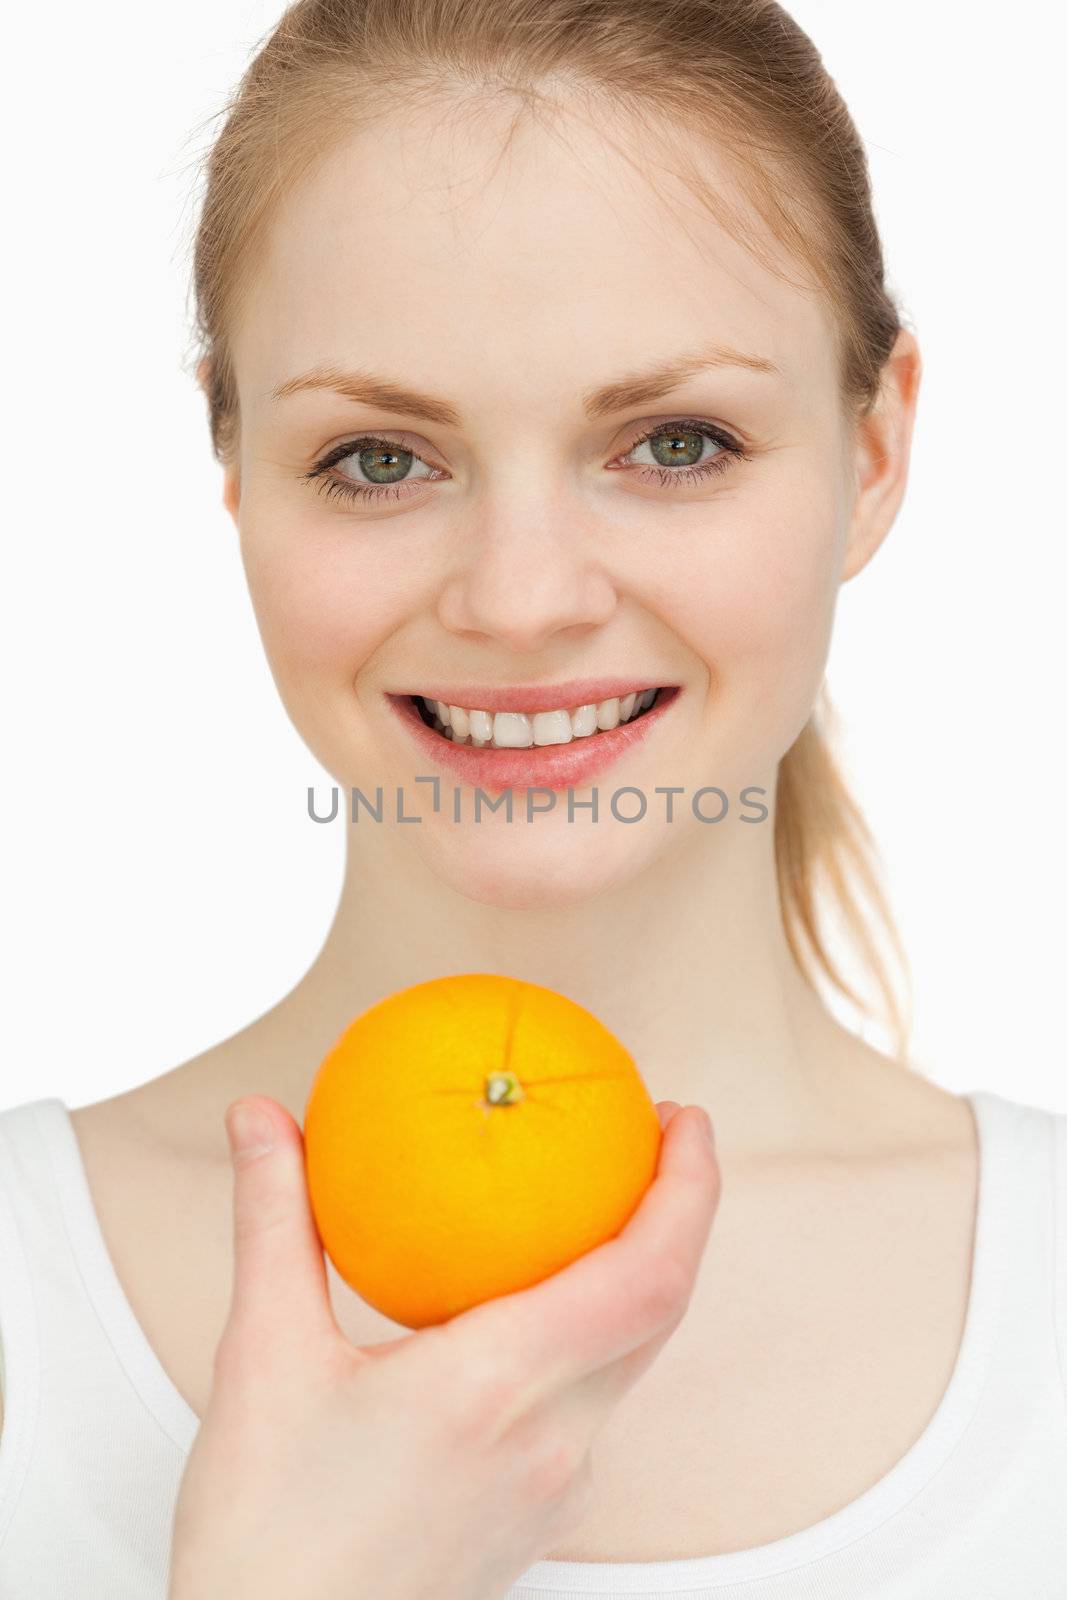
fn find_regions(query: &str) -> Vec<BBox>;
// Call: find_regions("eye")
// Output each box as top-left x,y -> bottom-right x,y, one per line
302,434 -> 443,506
302,416 -> 750,509
616,419 -> 750,489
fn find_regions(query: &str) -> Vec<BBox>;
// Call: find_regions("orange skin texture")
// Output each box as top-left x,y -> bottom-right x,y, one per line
303,973 -> 662,1328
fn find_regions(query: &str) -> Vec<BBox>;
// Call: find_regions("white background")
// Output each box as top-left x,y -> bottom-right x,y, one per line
2,2 -> 1063,1114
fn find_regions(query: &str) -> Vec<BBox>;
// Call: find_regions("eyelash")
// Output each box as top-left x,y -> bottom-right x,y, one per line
302,417 -> 751,508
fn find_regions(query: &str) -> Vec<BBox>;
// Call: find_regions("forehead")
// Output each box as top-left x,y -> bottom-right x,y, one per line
234,91 -> 835,422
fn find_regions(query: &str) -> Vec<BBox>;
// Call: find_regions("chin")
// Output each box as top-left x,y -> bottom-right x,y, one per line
408,819 -> 674,911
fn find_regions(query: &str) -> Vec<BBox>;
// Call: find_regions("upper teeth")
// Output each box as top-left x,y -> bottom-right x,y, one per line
421,688 -> 660,746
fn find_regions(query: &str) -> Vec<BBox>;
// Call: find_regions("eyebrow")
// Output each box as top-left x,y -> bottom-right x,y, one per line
268,342 -> 781,427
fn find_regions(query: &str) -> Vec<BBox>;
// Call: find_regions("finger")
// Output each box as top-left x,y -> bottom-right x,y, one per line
220,1095 -> 339,1366
532,1310 -> 681,1456
656,1100 -> 683,1131
568,1286 -> 691,1424
451,1104 -> 719,1404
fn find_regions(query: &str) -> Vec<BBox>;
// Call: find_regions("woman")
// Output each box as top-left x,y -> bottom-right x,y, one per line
1,0 -> 1064,1595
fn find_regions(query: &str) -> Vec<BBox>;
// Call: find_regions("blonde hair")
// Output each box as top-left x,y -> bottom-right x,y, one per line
186,0 -> 914,1059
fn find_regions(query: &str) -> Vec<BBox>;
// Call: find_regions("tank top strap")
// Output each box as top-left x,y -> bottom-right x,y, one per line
967,1090 -> 1065,1415
0,1096 -> 193,1564
1050,1097 -> 1067,1402
0,1100 -> 46,1545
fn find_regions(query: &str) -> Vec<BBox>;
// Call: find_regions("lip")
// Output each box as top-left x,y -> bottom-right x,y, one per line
385,686 -> 681,792
392,678 -> 666,716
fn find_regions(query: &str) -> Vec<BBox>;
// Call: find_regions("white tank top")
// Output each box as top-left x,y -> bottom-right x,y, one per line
1,1090 -> 1065,1597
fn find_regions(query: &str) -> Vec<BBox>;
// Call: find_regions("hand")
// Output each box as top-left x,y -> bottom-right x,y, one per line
167,1093 -> 720,1600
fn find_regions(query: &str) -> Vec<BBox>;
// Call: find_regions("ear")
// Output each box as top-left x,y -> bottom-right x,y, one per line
196,356 -> 241,528
221,467 -> 241,527
841,328 -> 922,582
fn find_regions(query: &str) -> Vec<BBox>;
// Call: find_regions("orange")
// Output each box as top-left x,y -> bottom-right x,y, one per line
303,973 -> 662,1328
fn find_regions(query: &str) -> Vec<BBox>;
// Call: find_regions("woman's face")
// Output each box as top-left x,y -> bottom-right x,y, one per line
221,94 -> 893,909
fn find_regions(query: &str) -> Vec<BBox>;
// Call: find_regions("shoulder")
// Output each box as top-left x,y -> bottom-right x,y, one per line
67,1067 -> 237,1255
978,1091 -> 1067,1400
1025,1097 -> 1067,1406
69,1046 -> 253,1170
71,1025 -> 310,1169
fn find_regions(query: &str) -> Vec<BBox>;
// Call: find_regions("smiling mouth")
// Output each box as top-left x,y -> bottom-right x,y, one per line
409,688 -> 665,747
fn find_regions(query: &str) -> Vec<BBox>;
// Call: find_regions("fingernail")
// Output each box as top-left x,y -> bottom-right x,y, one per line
658,1101 -> 682,1130
226,1101 -> 275,1163
695,1107 -> 715,1144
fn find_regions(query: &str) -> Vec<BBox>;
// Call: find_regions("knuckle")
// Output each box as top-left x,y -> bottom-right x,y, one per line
447,1348 -> 526,1445
210,1330 -> 265,1406
211,1313 -> 278,1389
523,1431 -> 586,1506
638,1255 -> 691,1324
232,1198 -> 288,1247
211,1324 -> 244,1385
560,1451 -> 595,1528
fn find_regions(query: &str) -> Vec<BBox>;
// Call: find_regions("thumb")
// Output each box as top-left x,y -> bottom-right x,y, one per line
655,1099 -> 683,1131
222,1095 -> 336,1361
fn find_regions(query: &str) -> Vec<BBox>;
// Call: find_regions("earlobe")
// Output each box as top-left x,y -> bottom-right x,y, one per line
841,329 -> 923,583
195,356 -> 240,525
223,470 -> 240,525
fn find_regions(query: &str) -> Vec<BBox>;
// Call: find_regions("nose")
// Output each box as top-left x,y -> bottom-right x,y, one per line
435,499 -> 619,653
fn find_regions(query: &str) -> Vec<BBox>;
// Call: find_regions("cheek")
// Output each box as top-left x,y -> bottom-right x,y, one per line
708,511 -> 839,667
240,517 -> 406,685
651,473 -> 844,742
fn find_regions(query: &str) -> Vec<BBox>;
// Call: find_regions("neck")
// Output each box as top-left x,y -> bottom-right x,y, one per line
235,800 -> 876,1161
